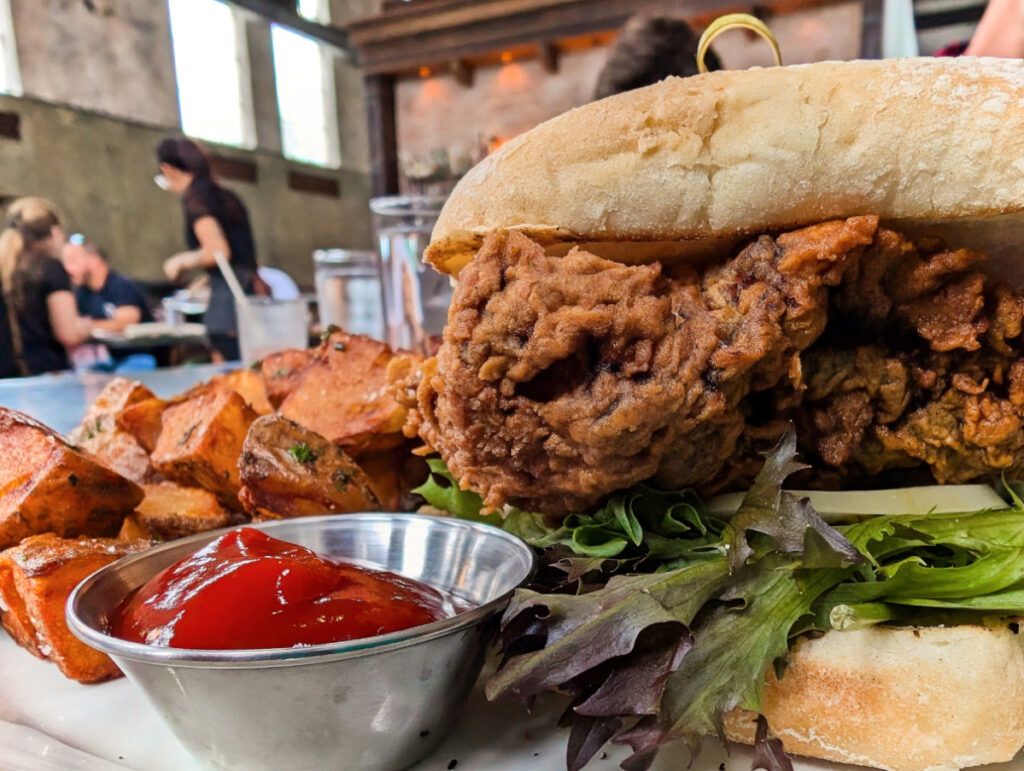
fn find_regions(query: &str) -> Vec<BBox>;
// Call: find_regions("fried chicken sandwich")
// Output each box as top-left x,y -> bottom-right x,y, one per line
396,58 -> 1024,771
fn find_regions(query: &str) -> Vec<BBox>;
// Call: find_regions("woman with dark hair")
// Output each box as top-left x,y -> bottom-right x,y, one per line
157,137 -> 258,361
593,15 -> 720,100
0,197 -> 91,375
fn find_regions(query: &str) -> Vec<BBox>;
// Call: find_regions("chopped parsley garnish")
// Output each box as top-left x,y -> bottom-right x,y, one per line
288,442 -> 321,464
332,468 -> 351,490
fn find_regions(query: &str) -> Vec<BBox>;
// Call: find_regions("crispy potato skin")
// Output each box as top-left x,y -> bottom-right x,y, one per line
150,390 -> 258,506
356,448 -> 428,512
69,378 -> 160,484
260,348 -> 317,407
116,396 -> 170,454
238,415 -> 379,518
0,534 -> 148,682
120,482 -> 232,541
277,332 -> 415,456
0,408 -> 144,549
186,369 -> 274,415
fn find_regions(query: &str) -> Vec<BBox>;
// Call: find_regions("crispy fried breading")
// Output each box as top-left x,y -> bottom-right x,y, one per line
406,222 -> 1024,515
0,408 -> 144,548
408,222 -> 876,514
238,415 -> 379,519
0,534 -> 148,682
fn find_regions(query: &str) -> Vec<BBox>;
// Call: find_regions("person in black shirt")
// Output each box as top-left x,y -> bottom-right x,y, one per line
62,238 -> 153,331
0,291 -> 19,378
0,198 -> 91,375
62,237 -> 156,372
156,137 -> 259,361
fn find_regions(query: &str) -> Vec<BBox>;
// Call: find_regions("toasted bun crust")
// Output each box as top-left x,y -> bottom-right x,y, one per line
427,58 -> 1024,278
724,624 -> 1024,771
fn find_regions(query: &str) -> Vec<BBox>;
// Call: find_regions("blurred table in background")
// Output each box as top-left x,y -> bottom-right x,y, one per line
0,364 -> 233,435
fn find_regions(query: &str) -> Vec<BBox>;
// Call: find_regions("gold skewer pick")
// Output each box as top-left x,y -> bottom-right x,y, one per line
697,13 -> 783,73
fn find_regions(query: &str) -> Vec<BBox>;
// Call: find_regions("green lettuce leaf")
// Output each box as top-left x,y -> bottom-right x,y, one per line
723,426 -> 863,572
420,443 -> 1024,770
414,458 -> 725,566
487,429 -> 860,770
486,558 -> 731,703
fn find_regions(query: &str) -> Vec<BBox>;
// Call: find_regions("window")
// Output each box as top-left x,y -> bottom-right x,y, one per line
167,0 -> 255,147
271,0 -> 340,167
0,0 -> 20,96
297,0 -> 328,23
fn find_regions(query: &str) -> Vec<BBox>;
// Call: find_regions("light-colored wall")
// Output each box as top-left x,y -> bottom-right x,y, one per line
394,2 -> 862,169
396,46 -> 606,174
1,3 -> 373,288
0,93 -> 373,287
9,0 -> 180,128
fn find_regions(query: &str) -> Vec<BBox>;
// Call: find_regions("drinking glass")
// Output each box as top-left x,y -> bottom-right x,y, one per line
370,195 -> 449,354
312,249 -> 383,339
238,298 -> 309,365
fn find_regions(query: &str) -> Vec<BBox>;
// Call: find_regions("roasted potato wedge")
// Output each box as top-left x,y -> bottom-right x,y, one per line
355,447 -> 429,512
116,396 -> 171,453
69,378 -> 160,484
119,482 -> 232,541
150,390 -> 257,506
186,369 -> 274,415
259,347 -> 317,407
0,534 -> 148,682
278,331 -> 415,456
0,408 -> 143,549
238,415 -> 380,519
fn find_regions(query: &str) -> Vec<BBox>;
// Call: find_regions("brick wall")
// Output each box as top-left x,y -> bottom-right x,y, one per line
394,1 -> 862,183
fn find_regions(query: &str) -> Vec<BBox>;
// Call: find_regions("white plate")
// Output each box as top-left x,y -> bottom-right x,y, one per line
1,634 -> 1021,771
122,323 -> 206,340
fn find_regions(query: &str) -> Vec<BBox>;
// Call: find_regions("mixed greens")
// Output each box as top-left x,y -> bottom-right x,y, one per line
415,427 -> 1024,771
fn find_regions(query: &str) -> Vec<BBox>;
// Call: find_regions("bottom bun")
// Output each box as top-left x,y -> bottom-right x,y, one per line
724,624 -> 1024,771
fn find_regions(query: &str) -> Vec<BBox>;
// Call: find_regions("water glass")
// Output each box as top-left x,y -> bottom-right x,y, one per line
370,196 -> 450,354
312,249 -> 383,339
238,298 -> 309,365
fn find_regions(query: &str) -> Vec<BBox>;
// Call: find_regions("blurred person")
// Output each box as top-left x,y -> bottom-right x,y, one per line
61,236 -> 156,372
965,0 -> 1024,56
62,237 -> 154,333
156,137 -> 259,361
0,198 -> 90,375
0,292 -> 16,378
594,15 -> 721,100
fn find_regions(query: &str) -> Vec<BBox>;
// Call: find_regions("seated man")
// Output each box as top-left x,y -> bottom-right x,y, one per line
61,237 -> 156,371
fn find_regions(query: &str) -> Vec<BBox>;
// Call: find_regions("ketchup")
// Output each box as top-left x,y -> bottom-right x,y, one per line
111,528 -> 450,649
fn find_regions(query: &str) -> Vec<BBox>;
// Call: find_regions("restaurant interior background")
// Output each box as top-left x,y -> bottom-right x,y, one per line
0,0 -> 984,291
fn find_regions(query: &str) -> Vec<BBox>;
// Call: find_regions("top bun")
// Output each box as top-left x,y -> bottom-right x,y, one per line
426,58 -> 1024,278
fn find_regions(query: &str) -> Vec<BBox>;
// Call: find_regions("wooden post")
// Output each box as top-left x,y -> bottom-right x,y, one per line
364,73 -> 399,197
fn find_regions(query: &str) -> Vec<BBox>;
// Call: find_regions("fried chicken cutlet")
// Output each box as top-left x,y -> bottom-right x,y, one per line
401,218 -> 1024,516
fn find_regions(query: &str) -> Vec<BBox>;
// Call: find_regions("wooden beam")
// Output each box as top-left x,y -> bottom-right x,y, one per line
226,0 -> 355,59
347,0 -> 848,74
364,74 -> 399,197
